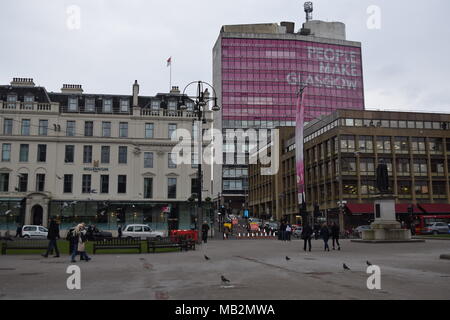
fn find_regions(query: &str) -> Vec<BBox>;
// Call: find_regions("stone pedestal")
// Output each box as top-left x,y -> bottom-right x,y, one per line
362,197 -> 411,241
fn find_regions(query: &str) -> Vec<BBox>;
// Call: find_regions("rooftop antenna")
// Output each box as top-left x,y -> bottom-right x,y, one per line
304,2 -> 313,22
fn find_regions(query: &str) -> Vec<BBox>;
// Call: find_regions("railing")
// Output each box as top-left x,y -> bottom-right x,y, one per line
1,101 -> 55,112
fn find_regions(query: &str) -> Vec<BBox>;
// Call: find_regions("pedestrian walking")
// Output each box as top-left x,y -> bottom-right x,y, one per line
285,223 -> 292,241
279,221 -> 286,241
301,224 -> 313,252
331,222 -> 341,250
15,224 -> 22,238
70,223 -> 91,263
313,223 -> 320,240
321,223 -> 330,252
118,225 -> 123,238
202,221 -> 210,243
42,218 -> 60,258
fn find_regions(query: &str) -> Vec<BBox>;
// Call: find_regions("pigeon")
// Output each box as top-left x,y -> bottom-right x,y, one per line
366,261 -> 372,266
204,255 -> 210,260
285,256 -> 291,261
343,263 -> 351,271
221,275 -> 230,284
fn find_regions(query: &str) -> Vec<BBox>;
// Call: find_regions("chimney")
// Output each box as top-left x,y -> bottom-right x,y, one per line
132,80 -> 139,107
170,86 -> 180,94
61,84 -> 83,94
10,78 -> 35,87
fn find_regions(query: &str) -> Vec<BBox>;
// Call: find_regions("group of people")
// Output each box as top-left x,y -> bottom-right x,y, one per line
38,218 -> 91,262
301,222 -> 341,252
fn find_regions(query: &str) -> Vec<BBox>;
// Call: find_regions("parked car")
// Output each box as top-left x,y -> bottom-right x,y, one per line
86,225 -> 113,241
21,225 -> 48,239
422,222 -> 450,235
249,218 -> 263,226
354,225 -> 371,237
122,224 -> 164,240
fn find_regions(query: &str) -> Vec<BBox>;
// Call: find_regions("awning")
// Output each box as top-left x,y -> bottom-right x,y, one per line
395,204 -> 421,214
345,203 -> 374,214
417,203 -> 450,214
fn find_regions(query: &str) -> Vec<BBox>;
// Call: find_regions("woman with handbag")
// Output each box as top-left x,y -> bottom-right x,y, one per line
70,223 -> 91,263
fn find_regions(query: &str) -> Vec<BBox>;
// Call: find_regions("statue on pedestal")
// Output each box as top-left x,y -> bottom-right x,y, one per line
376,159 -> 390,194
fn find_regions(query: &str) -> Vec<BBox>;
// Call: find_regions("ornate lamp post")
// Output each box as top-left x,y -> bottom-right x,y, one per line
179,81 -> 220,242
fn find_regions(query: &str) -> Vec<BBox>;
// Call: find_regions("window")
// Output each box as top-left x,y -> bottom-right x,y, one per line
341,158 -> 356,174
19,144 -> 29,162
120,99 -> 129,113
118,175 -> 127,194
68,97 -> 78,112
394,137 -> 409,154
103,99 -> 113,113
18,173 -> 28,192
37,144 -> 47,162
358,136 -> 373,153
0,173 -> 9,192
191,178 -> 199,195
145,123 -> 154,138
65,145 -> 75,163
118,146 -> 127,164
151,100 -> 160,110
100,175 -> 109,194
102,122 -> 111,137
36,174 -> 45,192
398,181 -> 411,196
84,121 -> 93,137
39,120 -> 48,136
82,174 -> 92,193
3,119 -> 13,135
7,94 -> 17,108
223,180 -> 244,191
168,124 -> 177,139
411,137 -> 426,154
396,158 -> 410,176
413,159 -> 428,176
168,152 -> 177,168
64,175 -> 73,193
101,146 -> 110,164
83,145 -> 93,164
432,181 -> 446,195
66,121 -> 76,136
343,180 -> 358,196
340,135 -> 355,153
360,180 -> 376,195
359,158 -> 375,175
21,119 -> 30,136
414,181 -> 429,195
144,178 -> 153,199
429,138 -> 443,154
168,178 -> 177,199
168,101 -> 177,111
376,136 -> 391,154
2,144 -> 11,162
144,152 -> 154,168
85,98 -> 96,112
119,122 -> 128,138
431,160 -> 445,175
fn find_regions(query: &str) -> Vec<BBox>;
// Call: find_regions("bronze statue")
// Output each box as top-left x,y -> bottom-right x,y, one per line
376,159 -> 390,194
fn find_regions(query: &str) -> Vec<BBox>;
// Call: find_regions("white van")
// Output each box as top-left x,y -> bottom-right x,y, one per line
22,225 -> 48,239
122,224 -> 164,240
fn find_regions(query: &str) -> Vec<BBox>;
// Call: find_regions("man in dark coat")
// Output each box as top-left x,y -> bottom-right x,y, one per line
118,225 -> 123,238
301,224 -> 313,252
42,218 -> 60,258
320,223 -> 330,252
15,224 -> 22,238
331,222 -> 341,251
201,221 -> 210,243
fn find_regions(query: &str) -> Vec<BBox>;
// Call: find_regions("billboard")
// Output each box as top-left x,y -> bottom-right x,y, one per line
221,38 -> 364,123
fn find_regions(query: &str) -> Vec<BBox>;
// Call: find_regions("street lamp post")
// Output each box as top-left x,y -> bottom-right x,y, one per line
180,81 -> 220,243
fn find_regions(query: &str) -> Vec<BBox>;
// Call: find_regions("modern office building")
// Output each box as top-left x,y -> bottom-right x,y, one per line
213,14 -> 365,213
249,109 -> 450,230
0,78 -> 213,231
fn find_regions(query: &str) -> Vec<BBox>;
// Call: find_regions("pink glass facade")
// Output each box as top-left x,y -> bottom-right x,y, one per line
221,38 -> 364,124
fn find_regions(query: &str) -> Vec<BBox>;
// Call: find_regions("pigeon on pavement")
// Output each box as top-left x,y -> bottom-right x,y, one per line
285,256 -> 291,261
204,255 -> 210,260
343,263 -> 351,271
366,261 -> 372,266
221,275 -> 231,284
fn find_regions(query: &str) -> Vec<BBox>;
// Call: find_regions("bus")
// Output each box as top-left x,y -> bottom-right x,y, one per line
412,215 -> 450,235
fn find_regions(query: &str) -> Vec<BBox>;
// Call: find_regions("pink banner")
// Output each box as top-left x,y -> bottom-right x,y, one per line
295,89 -> 306,204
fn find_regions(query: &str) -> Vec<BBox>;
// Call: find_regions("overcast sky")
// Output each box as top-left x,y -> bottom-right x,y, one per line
1,0 -> 449,112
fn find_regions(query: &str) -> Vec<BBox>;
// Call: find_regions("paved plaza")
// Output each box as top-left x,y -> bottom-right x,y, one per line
0,239 -> 449,300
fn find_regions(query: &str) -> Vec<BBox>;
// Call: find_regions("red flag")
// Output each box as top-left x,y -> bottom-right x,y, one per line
167,57 -> 172,67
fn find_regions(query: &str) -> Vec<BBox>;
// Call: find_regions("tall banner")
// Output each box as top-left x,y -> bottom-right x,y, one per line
295,88 -> 306,205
